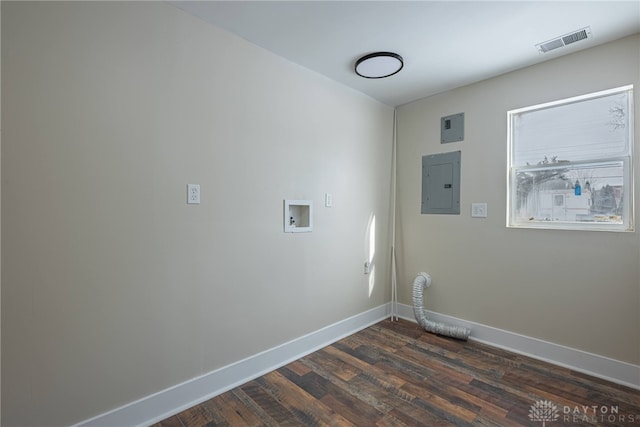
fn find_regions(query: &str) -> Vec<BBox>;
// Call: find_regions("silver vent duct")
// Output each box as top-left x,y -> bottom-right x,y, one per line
412,273 -> 471,340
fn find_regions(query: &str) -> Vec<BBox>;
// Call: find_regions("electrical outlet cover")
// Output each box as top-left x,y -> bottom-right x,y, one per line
187,184 -> 200,204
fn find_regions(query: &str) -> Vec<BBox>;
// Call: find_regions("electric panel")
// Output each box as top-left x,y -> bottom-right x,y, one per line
441,113 -> 464,144
421,151 -> 461,215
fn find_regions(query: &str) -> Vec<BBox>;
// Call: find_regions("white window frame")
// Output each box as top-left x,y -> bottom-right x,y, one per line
507,85 -> 634,232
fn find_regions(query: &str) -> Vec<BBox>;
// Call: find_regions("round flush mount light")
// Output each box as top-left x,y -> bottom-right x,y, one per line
355,52 -> 404,79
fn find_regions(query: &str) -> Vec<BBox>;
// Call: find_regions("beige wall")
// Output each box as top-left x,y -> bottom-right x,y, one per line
1,2 -> 393,425
3,1 -> 638,425
396,34 -> 640,365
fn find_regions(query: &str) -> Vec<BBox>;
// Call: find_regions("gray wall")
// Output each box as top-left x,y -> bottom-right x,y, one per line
1,2 -> 393,425
396,34 -> 640,366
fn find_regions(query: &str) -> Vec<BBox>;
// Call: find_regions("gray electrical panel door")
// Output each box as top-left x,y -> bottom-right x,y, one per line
421,151 -> 461,214
441,113 -> 464,143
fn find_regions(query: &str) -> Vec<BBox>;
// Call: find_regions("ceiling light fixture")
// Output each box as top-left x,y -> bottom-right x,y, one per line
355,52 -> 403,79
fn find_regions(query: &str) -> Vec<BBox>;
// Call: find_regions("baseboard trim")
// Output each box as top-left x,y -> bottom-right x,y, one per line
72,304 -> 391,427
396,303 -> 640,390
74,301 -> 639,426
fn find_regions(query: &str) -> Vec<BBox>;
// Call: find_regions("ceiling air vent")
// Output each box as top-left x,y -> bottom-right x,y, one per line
536,27 -> 592,53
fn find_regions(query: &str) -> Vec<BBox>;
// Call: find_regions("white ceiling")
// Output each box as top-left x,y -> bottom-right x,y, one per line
168,1 -> 640,107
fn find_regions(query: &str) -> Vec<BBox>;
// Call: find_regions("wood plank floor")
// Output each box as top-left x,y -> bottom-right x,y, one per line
152,319 -> 640,426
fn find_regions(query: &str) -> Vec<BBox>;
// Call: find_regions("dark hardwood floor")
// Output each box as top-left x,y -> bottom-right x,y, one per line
152,318 -> 640,426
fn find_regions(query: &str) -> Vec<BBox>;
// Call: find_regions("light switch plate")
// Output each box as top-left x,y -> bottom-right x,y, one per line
325,193 -> 333,207
471,203 -> 487,218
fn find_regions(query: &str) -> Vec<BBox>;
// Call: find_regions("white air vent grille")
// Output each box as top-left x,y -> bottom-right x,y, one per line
562,29 -> 588,45
538,39 -> 564,53
536,27 -> 592,53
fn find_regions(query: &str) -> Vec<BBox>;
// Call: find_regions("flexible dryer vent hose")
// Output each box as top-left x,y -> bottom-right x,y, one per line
412,273 -> 471,340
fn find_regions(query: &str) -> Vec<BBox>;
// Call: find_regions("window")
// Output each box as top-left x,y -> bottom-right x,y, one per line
507,85 -> 634,231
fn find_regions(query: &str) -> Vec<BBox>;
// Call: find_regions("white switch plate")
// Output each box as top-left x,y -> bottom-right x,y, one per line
325,193 -> 333,207
187,184 -> 200,204
471,203 -> 487,218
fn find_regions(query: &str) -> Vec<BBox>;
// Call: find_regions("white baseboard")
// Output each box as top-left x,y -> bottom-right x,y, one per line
72,304 -> 391,427
75,302 -> 639,426
395,303 -> 640,390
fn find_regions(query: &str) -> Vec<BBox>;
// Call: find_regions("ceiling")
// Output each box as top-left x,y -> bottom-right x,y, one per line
168,1 -> 640,107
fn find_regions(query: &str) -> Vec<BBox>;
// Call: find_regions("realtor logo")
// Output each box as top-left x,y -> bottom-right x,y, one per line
529,400 -> 560,426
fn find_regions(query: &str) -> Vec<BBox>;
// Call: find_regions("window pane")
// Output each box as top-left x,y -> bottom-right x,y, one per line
513,160 -> 625,224
513,91 -> 629,167
508,85 -> 633,231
